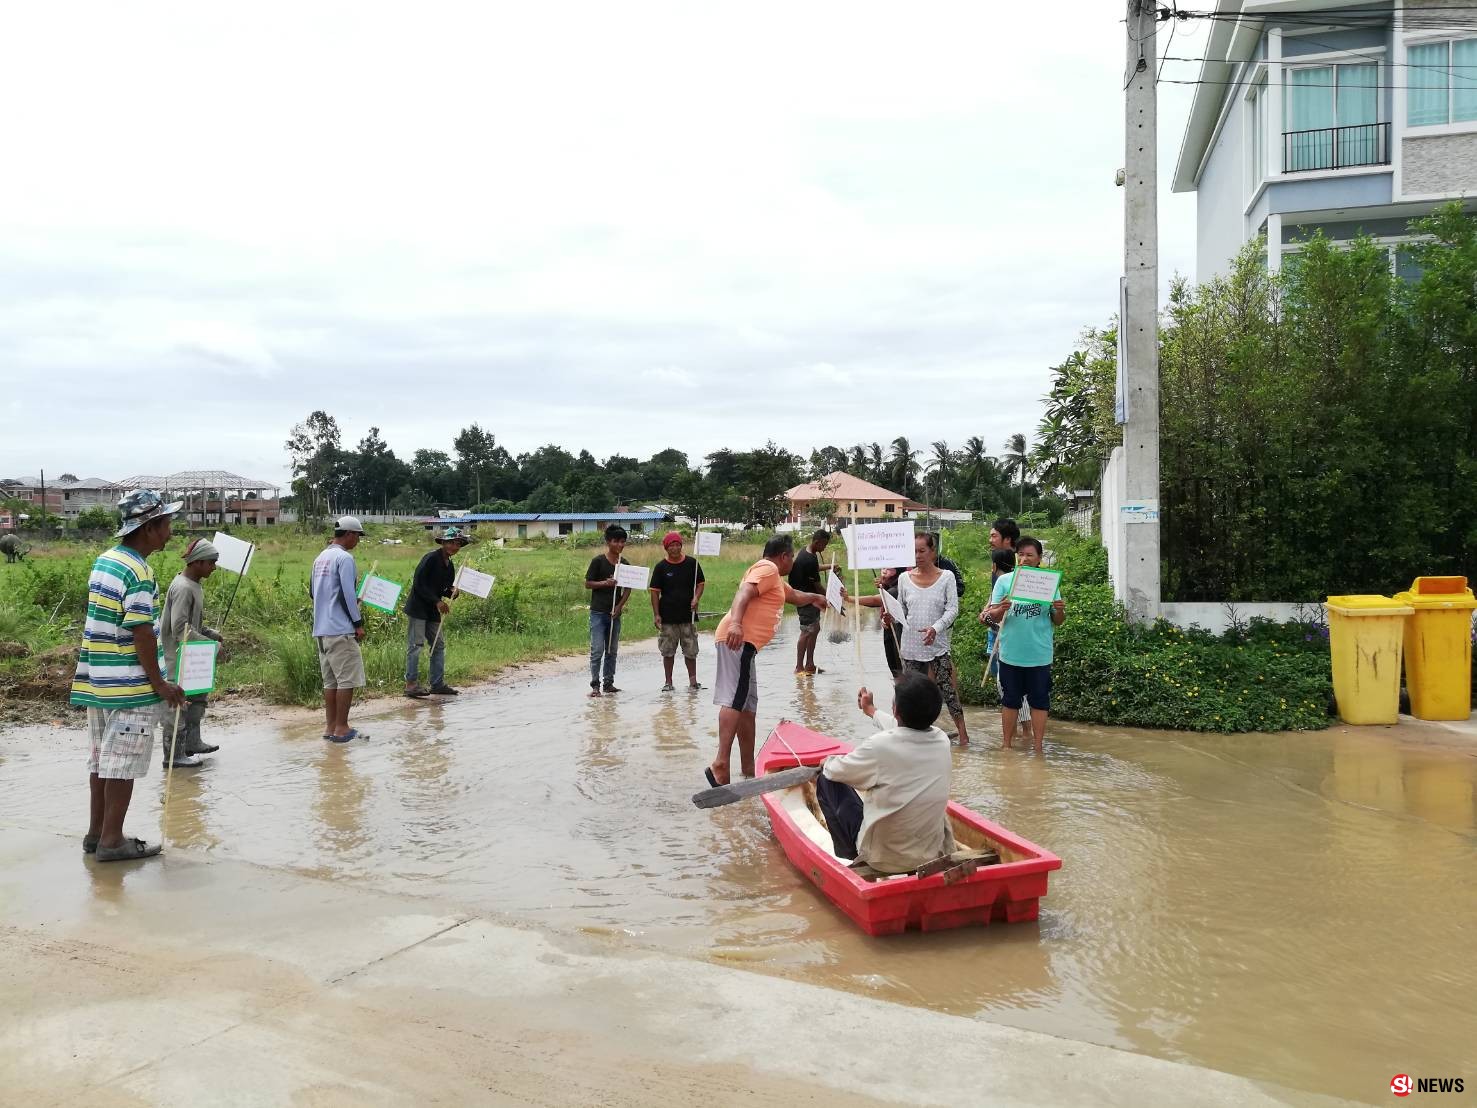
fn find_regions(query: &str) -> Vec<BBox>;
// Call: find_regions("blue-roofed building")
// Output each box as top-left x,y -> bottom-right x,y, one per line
1173,0 -> 1477,282
420,511 -> 667,541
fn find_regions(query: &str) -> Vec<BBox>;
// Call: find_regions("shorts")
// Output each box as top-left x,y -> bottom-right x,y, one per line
713,641 -> 759,713
998,661 -> 1052,712
317,634 -> 366,689
797,603 -> 822,629
87,705 -> 160,780
658,621 -> 700,659
904,653 -> 963,717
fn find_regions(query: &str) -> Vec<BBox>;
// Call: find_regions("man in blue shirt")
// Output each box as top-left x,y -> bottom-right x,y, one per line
310,516 -> 367,742
984,536 -> 1065,753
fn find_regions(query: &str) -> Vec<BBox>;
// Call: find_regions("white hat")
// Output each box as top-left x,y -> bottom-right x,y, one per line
334,516 -> 366,534
182,537 -> 220,563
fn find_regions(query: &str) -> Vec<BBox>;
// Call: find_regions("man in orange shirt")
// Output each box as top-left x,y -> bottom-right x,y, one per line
706,534 -> 832,786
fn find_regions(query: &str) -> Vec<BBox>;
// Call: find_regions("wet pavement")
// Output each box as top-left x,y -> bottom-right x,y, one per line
3,612 -> 1475,1104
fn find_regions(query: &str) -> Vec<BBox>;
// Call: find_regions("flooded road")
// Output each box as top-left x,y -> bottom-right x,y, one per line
4,612 -> 1475,1103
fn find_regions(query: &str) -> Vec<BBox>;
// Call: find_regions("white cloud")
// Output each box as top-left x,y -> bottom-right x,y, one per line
0,0 -> 1199,483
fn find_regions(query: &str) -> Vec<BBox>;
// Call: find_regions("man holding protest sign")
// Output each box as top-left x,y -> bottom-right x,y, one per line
649,531 -> 705,692
584,524 -> 631,697
983,536 -> 1066,753
311,516 -> 368,742
160,537 -> 226,767
71,490 -> 187,862
405,526 -> 472,698
705,534 -> 831,787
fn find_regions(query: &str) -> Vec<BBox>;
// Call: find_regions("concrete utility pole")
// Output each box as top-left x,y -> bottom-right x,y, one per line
1122,0 -> 1162,623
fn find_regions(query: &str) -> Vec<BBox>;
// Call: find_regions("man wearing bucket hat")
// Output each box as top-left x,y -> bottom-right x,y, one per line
159,537 -> 226,766
404,525 -> 473,698
70,490 -> 187,862
310,516 -> 368,742
649,530 -> 705,691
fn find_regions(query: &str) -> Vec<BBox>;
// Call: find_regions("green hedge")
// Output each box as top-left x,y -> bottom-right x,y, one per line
951,525 -> 1333,732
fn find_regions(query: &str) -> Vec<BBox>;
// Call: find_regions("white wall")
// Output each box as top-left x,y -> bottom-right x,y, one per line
1195,82 -> 1250,283
1100,446 -> 1127,607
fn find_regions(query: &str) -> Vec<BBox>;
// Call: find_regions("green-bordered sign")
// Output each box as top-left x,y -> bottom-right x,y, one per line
1007,565 -> 1063,607
175,638 -> 218,696
357,573 -> 404,615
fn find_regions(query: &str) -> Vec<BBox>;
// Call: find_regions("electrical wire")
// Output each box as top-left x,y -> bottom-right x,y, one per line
1157,2 -> 1181,84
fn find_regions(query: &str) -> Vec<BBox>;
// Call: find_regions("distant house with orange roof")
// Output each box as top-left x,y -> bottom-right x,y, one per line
784,472 -> 909,524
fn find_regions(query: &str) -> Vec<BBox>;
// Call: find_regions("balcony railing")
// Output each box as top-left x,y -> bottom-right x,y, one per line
1283,122 -> 1390,173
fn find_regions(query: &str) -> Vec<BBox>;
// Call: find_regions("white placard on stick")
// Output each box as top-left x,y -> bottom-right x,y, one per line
841,522 -> 917,570
211,532 -> 255,576
695,531 -> 722,556
455,565 -> 496,599
879,587 -> 906,625
825,570 -> 845,614
1008,566 -> 1063,606
176,639 -> 218,696
614,562 -> 651,591
357,573 -> 404,615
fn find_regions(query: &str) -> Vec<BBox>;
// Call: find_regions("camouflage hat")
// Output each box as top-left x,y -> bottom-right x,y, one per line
115,489 -> 183,538
437,526 -> 474,545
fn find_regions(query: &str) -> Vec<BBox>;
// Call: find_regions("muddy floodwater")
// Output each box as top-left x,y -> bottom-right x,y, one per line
4,612 -> 1475,1103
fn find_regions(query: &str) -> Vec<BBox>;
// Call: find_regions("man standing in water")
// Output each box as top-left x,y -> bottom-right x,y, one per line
404,525 -> 472,698
649,530 -> 705,692
583,524 -> 629,697
71,490 -> 186,862
311,516 -> 368,742
705,534 -> 831,787
788,529 -> 830,675
159,537 -> 225,767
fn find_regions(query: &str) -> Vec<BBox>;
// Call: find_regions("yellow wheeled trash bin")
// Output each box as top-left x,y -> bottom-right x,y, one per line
1325,595 -> 1413,725
1393,576 -> 1476,721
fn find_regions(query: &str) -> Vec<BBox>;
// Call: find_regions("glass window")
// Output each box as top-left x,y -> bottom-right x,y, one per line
1395,246 -> 1425,283
1410,42 -> 1450,125
1285,63 -> 1381,170
1408,38 -> 1477,126
1455,39 -> 1477,122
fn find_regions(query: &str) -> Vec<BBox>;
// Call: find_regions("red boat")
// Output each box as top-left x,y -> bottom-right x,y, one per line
757,720 -> 1062,936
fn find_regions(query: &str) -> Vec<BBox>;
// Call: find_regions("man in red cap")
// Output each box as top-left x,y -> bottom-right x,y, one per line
649,531 -> 705,691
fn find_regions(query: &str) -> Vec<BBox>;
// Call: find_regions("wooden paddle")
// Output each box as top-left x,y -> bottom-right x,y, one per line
691,765 -> 821,809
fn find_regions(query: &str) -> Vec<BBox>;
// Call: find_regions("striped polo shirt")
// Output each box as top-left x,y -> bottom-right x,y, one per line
69,545 -> 162,710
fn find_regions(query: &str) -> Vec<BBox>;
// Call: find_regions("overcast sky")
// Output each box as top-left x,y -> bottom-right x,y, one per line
1,1 -> 1199,490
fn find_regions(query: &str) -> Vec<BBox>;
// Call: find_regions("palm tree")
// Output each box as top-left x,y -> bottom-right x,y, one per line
924,440 -> 955,506
1002,432 -> 1029,513
888,437 -> 920,499
848,444 -> 869,477
867,442 -> 884,483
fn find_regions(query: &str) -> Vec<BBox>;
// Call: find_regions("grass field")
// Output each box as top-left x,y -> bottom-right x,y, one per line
0,524 -> 800,709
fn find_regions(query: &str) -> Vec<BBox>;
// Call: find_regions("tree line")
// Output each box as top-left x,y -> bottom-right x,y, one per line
284,414 -> 1060,526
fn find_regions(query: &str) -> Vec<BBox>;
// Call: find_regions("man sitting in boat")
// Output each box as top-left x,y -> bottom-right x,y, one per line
815,671 -> 956,875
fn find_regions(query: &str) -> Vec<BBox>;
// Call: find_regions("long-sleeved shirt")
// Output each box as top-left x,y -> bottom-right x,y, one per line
821,710 -> 956,875
160,573 -> 222,678
897,570 -> 959,661
407,548 -> 455,622
310,543 -> 362,637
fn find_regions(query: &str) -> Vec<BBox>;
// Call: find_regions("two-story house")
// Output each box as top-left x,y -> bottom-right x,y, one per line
1173,0 -> 1477,281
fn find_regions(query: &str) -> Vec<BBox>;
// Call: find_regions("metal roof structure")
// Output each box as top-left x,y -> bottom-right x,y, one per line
419,512 -> 666,524
107,471 -> 279,493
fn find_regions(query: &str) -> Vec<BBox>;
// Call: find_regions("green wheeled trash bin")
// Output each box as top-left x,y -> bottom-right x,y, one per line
1325,595 -> 1413,725
1393,576 -> 1476,721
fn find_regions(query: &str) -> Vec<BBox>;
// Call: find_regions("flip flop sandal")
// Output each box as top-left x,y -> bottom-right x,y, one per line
704,767 -> 719,788
324,729 -> 361,743
96,837 -> 162,862
405,687 -> 431,699
82,834 -> 99,854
